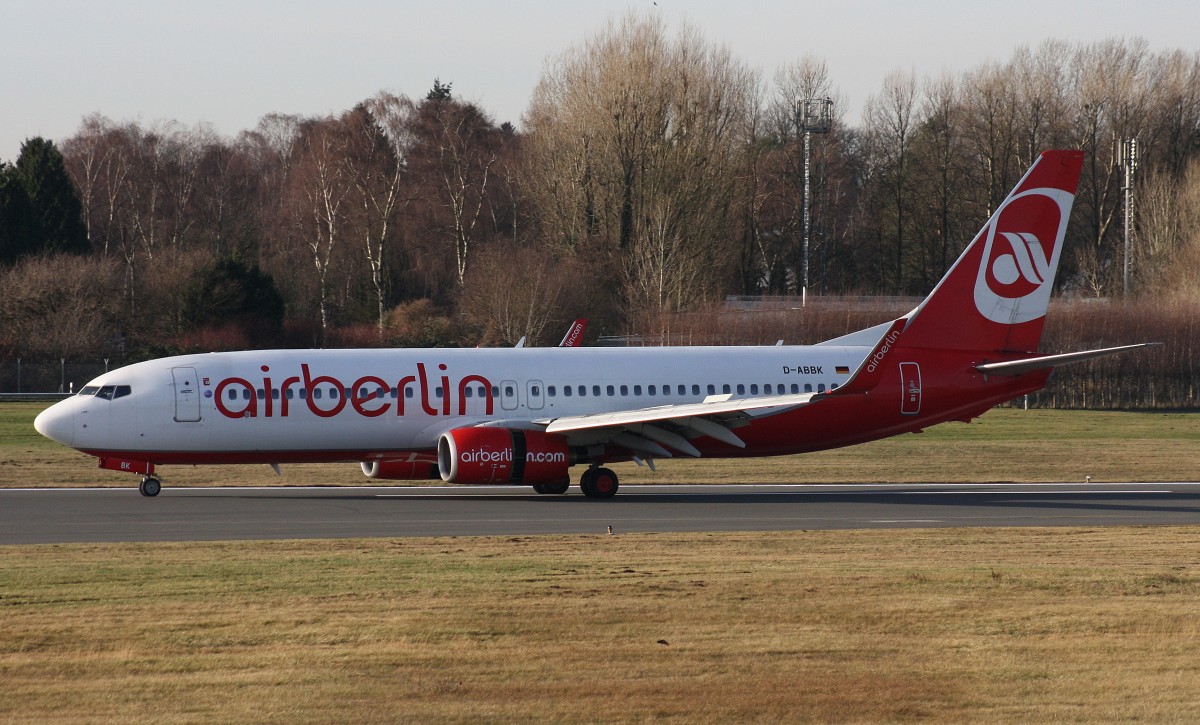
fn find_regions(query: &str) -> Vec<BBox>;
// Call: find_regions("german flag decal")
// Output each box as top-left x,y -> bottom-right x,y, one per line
835,365 -> 850,374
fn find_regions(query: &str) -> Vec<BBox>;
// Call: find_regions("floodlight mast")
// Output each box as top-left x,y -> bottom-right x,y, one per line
795,98 -> 833,306
1122,138 -> 1138,297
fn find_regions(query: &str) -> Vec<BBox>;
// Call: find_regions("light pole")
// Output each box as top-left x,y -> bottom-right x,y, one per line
1122,138 -> 1138,297
795,98 -> 833,306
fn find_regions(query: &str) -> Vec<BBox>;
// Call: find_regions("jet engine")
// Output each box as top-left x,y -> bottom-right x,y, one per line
438,427 -> 572,484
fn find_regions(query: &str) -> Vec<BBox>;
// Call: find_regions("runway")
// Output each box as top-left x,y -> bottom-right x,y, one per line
3,482 -> 1200,544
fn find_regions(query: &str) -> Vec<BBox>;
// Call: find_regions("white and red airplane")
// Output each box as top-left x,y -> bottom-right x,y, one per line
35,150 -> 1153,498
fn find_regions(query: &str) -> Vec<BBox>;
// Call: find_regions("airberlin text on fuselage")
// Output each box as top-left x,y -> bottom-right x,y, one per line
214,362 -> 493,419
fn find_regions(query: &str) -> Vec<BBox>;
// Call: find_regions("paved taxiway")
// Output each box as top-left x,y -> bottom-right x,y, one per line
3,483 -> 1200,544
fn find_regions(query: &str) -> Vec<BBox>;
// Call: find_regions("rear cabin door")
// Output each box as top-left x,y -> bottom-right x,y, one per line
172,367 -> 202,422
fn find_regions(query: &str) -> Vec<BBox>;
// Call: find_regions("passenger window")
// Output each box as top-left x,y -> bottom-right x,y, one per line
531,385 -> 540,397
790,384 -> 799,394
831,383 -> 839,390
286,389 -> 295,400
505,385 -> 515,397
465,387 -> 474,398
607,385 -> 615,396
620,385 -> 628,396
272,389 -> 280,400
563,386 -> 571,397
707,384 -> 715,395
722,384 -> 731,394
548,386 -> 556,397
736,384 -> 745,395
678,385 -> 686,396
578,385 -> 586,397
313,388 -> 323,400
818,384 -> 826,392
764,384 -> 772,395
299,388 -> 308,400
257,389 -> 265,399
593,385 -> 601,397
648,385 -> 656,396
633,385 -> 642,396
227,388 -> 238,401
692,384 -> 700,396
435,387 -> 444,398
804,384 -> 812,393
750,384 -> 759,395
477,386 -> 487,397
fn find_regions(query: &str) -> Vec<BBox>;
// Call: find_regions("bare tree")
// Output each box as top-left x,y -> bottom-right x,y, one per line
525,13 -> 758,321
347,93 -> 417,336
863,68 -> 919,293
0,255 -> 122,358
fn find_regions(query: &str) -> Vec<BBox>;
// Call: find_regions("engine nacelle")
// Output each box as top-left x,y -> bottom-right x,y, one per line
438,427 -> 571,484
360,459 -> 439,480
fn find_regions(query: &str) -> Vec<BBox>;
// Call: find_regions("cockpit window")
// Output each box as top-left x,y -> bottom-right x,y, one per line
94,385 -> 132,401
79,386 -> 100,396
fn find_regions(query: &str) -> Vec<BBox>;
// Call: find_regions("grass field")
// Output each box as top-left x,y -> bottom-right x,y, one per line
4,528 -> 1200,722
2,402 -> 1198,487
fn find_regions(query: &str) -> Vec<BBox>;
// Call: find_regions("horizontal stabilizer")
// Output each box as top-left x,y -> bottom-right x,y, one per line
974,343 -> 1161,376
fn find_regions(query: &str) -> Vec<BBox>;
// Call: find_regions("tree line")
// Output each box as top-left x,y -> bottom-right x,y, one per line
1,15 -> 1199,374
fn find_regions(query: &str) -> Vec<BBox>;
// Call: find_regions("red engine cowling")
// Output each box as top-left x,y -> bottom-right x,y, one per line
438,427 -> 571,484
360,459 -> 439,480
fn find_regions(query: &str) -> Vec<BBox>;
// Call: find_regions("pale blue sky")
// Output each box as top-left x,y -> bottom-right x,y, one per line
2,0 -> 1197,160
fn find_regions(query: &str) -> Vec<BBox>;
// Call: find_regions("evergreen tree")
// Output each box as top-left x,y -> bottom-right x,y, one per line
181,255 -> 285,331
426,78 -> 453,102
14,137 -> 89,256
0,163 -> 35,264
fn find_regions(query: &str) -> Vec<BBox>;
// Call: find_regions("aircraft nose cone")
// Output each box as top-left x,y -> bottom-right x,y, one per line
34,403 -> 74,447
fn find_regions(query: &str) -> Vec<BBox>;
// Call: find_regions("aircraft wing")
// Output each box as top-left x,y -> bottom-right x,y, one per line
530,392 -> 819,458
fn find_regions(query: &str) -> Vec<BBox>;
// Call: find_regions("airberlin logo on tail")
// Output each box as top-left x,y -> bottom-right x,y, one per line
991,232 -> 1050,290
973,187 -> 1074,325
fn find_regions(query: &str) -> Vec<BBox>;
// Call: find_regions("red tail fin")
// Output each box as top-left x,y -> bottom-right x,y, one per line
558,319 -> 588,347
901,150 -> 1084,353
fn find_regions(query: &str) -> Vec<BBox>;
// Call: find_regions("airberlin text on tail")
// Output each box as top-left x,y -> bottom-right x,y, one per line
902,150 -> 1085,353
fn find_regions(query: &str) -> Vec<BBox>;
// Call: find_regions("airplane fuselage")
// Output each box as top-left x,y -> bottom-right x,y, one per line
37,342 -> 1043,466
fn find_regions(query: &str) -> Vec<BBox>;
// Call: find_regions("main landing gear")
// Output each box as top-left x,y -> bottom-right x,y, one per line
530,467 -> 620,498
579,467 -> 619,499
139,476 -> 162,497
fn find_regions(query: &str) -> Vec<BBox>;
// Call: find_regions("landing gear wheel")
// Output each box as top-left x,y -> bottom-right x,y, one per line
579,467 -> 618,499
139,476 -> 161,497
533,479 -> 570,495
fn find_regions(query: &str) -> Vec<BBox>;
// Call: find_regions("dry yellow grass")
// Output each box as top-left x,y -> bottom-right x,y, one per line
4,528 -> 1200,722
4,403 -> 1199,487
